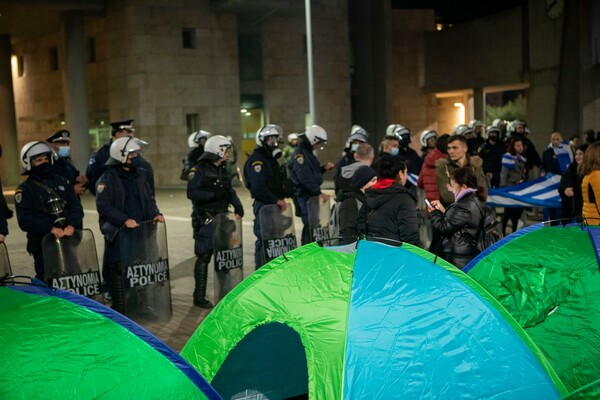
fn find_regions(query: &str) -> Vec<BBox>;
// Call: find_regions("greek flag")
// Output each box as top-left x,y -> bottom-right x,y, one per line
487,174 -> 561,208
408,173 -> 419,187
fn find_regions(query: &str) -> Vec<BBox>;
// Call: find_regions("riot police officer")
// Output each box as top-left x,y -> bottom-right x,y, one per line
334,125 -> 369,194
180,130 -> 211,181
46,129 -> 88,198
376,124 -> 423,181
86,119 -> 155,195
187,135 -> 244,308
15,141 -> 84,280
95,136 -> 163,303
289,125 -> 335,245
243,124 -> 288,269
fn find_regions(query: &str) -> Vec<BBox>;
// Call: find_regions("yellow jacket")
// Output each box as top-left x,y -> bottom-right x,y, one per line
582,170 -> 600,224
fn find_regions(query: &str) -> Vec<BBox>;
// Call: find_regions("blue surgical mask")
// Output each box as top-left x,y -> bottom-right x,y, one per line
57,146 -> 70,158
351,143 -> 359,153
390,147 -> 399,156
130,157 -> 142,168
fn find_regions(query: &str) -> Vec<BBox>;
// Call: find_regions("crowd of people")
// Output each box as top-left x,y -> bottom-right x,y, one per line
3,118 -> 600,310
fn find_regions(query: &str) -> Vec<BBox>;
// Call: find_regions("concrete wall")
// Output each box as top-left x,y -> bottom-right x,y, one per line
261,0 -> 351,168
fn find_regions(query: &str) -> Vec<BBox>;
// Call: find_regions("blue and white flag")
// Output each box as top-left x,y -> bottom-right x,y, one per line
487,174 -> 561,208
408,172 -> 419,187
552,144 -> 573,174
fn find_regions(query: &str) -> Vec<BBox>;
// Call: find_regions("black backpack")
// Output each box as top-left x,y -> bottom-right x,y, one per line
475,202 -> 503,252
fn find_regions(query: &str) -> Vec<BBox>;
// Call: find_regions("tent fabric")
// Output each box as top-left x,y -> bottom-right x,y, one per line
343,241 -> 562,399
0,283 -> 220,400
181,243 -> 355,400
183,241 -> 565,399
487,174 -> 561,208
466,225 -> 600,393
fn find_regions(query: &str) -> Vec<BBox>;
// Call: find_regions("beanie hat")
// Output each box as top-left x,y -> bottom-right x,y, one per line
351,166 -> 377,190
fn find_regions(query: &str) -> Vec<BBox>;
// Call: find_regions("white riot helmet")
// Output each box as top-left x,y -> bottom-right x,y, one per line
287,133 -> 299,143
255,124 -> 283,146
506,119 -> 528,138
304,125 -> 328,146
420,130 -> 438,147
467,119 -> 485,135
200,135 -> 232,160
188,130 -> 211,149
349,124 -> 368,142
485,125 -> 502,140
256,124 -> 283,159
107,136 -> 145,166
452,124 -> 473,137
20,141 -> 56,174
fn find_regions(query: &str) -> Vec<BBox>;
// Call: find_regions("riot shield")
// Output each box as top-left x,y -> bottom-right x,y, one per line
307,195 -> 331,243
42,229 -> 103,303
0,242 -> 12,278
117,221 -> 172,322
213,212 -> 243,303
259,203 -> 297,264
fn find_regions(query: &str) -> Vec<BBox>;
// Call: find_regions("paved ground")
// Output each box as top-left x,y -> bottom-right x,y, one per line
2,182 -> 327,353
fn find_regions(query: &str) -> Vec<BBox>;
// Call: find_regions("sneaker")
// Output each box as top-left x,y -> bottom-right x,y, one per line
193,297 -> 213,309
103,291 -> 112,302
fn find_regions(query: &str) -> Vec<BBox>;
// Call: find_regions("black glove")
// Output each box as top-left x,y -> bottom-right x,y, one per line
3,206 -> 13,220
234,205 -> 244,218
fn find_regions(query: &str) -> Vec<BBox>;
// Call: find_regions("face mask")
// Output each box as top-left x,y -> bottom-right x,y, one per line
30,162 -> 52,179
351,143 -> 359,153
57,146 -> 70,158
271,147 -> 282,159
390,147 -> 399,156
129,157 -> 142,169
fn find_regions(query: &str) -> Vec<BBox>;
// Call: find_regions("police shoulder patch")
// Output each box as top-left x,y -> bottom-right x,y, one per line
254,164 -> 262,173
295,154 -> 305,165
15,191 -> 22,204
188,171 -> 196,180
97,183 -> 105,194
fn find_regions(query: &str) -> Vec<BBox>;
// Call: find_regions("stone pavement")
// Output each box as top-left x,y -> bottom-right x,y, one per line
2,183 -> 332,353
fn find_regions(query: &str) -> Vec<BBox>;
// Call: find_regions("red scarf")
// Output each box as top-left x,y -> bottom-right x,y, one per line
371,178 -> 395,190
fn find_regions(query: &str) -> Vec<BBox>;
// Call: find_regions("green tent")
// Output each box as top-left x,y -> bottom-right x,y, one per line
465,224 -> 600,394
182,241 -> 565,399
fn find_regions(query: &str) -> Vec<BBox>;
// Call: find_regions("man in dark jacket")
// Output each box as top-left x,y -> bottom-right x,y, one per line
357,155 -> 419,246
334,125 -> 368,195
46,129 -> 88,199
87,119 -> 155,195
335,165 -> 376,244
180,130 -> 211,181
244,124 -> 288,269
289,125 -> 335,244
96,136 -> 163,304
478,126 -> 506,188
187,135 -> 244,308
15,141 -> 84,280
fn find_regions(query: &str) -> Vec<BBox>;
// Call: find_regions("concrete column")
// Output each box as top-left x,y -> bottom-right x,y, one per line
60,11 -> 91,173
0,35 -> 20,186
472,87 -> 485,123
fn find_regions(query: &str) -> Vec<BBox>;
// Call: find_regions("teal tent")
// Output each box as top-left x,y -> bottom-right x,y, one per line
0,281 -> 220,400
465,223 -> 600,394
182,241 -> 565,399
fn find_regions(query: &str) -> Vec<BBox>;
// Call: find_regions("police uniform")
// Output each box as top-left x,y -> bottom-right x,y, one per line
187,157 -> 244,307
86,120 -> 155,195
95,163 -> 160,307
46,130 -> 81,198
288,138 -> 326,245
15,173 -> 83,280
243,145 -> 286,268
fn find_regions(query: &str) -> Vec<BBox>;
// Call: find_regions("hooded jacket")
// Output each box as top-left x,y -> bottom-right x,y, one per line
418,148 -> 446,201
356,179 -> 419,246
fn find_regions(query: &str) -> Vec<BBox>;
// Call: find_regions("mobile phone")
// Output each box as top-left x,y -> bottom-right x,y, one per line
424,199 -> 433,208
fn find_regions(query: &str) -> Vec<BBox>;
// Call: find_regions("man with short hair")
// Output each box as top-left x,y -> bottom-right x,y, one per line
541,131 -> 573,176
335,143 -> 374,193
435,135 -> 488,207
46,129 -> 88,198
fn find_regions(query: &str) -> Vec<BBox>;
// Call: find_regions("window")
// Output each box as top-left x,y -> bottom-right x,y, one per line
86,37 -> 97,63
182,28 -> 196,49
186,114 -> 199,133
49,47 -> 59,71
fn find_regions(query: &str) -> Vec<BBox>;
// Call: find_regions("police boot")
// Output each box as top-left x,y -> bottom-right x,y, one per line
193,254 -> 213,309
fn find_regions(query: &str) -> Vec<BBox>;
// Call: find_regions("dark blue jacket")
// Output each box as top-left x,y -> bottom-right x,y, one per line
52,157 -> 80,194
15,173 -> 84,236
187,160 -> 244,217
96,166 -> 160,230
288,140 -> 324,198
244,146 -> 286,205
86,141 -> 155,195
